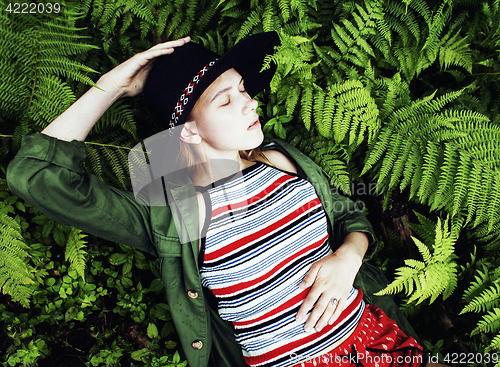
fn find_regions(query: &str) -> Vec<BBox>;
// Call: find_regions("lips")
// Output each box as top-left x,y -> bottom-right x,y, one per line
248,118 -> 260,129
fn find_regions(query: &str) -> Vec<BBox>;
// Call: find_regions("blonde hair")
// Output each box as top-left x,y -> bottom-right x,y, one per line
176,140 -> 272,175
239,148 -> 272,165
176,140 -> 197,172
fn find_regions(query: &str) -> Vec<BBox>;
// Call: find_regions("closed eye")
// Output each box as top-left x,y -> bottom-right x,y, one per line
220,81 -> 246,107
239,78 -> 246,94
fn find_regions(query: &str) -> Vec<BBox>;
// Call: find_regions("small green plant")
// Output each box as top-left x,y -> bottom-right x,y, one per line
422,339 -> 446,365
87,340 -> 125,367
376,214 -> 459,304
113,282 -> 149,323
4,339 -> 50,367
131,350 -> 187,367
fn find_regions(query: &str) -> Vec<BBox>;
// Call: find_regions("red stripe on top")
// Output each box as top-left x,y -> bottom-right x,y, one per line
205,197 -> 322,262
211,235 -> 328,297
243,290 -> 365,366
234,288 -> 310,327
212,175 -> 291,217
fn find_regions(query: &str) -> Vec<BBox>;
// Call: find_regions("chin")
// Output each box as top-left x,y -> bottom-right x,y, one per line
246,130 -> 264,150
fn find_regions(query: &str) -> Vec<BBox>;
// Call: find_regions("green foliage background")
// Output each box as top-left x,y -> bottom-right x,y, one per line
1,0 -> 500,365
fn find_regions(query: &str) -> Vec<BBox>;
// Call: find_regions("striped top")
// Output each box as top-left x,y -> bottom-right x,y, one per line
198,162 -> 364,367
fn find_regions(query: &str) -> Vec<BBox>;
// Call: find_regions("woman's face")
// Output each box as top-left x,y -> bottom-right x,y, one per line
185,68 -> 263,155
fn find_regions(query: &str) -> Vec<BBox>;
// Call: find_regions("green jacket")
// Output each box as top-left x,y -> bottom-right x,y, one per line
7,132 -> 417,367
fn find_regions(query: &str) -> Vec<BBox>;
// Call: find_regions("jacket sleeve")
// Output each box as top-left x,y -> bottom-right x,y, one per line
7,132 -> 157,256
328,187 -> 378,261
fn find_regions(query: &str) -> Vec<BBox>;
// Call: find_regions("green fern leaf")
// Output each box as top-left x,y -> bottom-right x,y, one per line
313,90 -> 325,135
472,308 -> 500,335
416,141 -> 439,201
0,212 -> 35,307
376,217 -> 458,305
487,333 -> 500,353
236,7 -> 263,42
439,32 -> 472,73
277,0 -> 291,22
462,282 -> 500,314
65,228 -> 87,282
464,162 -> 483,222
431,144 -> 458,211
300,86 -> 313,130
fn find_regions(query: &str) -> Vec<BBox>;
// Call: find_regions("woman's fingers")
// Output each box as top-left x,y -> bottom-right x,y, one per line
297,286 -> 349,333
143,36 -> 191,59
114,36 -> 190,98
328,297 -> 346,325
151,36 -> 191,50
302,292 -> 345,333
295,262 -> 321,323
298,262 -> 319,289
313,295 -> 341,332
295,285 -> 320,325
295,252 -> 360,333
130,36 -> 191,69
302,292 -> 332,332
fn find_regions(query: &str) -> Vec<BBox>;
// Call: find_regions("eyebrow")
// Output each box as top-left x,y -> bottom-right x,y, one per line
210,77 -> 244,103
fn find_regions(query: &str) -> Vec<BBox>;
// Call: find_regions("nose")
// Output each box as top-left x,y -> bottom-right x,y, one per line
243,98 -> 258,115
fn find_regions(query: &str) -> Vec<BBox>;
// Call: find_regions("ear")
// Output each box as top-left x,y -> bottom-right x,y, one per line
180,121 -> 202,145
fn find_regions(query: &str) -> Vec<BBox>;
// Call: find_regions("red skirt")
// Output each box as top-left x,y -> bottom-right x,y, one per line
291,304 -> 424,367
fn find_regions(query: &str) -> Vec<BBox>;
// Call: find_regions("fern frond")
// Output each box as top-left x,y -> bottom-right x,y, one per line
363,86 -> 500,229
407,211 -> 440,245
290,0 -> 308,19
313,89 -> 325,134
262,1 -> 279,32
288,128 -> 353,194
29,75 -> 76,125
415,141 -> 440,203
431,144 -> 458,211
375,217 -> 458,305
65,228 -> 88,282
84,132 -> 135,189
236,7 -> 263,42
472,308 -> 500,335
421,3 -> 450,54
462,282 -> 500,314
384,0 -> 421,44
300,86 -> 313,130
91,100 -> 137,139
439,31 -> 472,73
278,0 -> 290,23
0,11 -> 98,128
285,84 -> 301,116
0,212 -> 35,307
306,80 -> 380,145
487,333 -> 500,354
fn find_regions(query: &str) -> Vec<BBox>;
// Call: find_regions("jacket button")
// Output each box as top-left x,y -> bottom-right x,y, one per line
187,290 -> 198,299
192,340 -> 203,350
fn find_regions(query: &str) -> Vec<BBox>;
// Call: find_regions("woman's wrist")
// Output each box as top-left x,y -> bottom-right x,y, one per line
42,77 -> 122,141
95,74 -> 125,101
334,232 -> 369,266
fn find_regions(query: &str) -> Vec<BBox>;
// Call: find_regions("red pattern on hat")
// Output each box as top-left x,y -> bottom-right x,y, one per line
168,58 -> 218,129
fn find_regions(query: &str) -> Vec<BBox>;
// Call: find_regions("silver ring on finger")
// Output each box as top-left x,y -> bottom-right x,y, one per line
330,298 -> 338,307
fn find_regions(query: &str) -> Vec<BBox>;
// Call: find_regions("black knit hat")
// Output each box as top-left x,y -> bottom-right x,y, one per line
143,31 -> 279,129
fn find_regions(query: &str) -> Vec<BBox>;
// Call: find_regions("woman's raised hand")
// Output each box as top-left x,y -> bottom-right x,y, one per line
42,36 -> 190,142
99,36 -> 191,99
